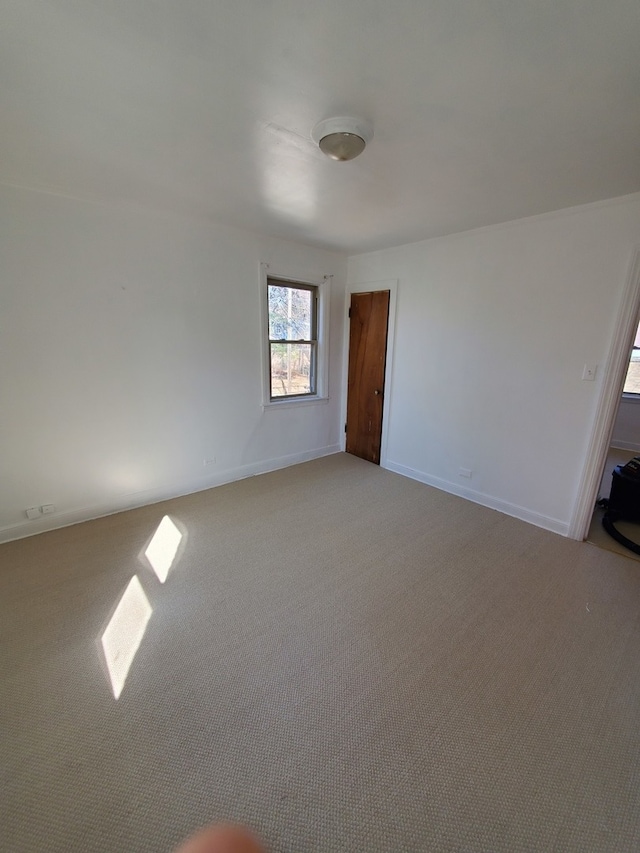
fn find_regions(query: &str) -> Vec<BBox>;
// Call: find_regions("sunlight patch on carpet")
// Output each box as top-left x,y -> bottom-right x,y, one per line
101,575 -> 152,699
144,515 -> 182,583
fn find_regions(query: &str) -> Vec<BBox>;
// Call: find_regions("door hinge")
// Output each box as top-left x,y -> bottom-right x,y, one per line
348,307 -> 351,318
344,423 -> 348,433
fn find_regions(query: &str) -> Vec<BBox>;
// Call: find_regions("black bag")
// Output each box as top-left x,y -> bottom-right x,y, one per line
602,459 -> 640,553
608,461 -> 640,522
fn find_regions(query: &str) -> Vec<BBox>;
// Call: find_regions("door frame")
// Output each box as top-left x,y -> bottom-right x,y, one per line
569,247 -> 640,539
341,279 -> 398,468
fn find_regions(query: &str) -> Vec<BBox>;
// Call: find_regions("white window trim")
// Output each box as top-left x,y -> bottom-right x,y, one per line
259,263 -> 331,409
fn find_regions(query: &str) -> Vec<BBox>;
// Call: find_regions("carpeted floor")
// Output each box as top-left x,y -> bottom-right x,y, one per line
2,452 -> 640,852
587,506 -> 640,563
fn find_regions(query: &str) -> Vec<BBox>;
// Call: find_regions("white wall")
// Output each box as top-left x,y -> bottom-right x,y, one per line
611,398 -> 640,451
1,184 -> 347,541
348,194 -> 640,535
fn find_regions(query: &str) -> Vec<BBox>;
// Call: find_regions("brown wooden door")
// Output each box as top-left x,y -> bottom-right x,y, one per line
346,290 -> 390,464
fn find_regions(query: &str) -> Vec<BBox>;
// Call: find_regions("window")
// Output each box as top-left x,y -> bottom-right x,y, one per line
260,266 -> 330,406
267,278 -> 318,399
623,321 -> 640,395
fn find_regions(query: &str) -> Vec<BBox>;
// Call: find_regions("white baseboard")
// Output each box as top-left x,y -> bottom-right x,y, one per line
0,445 -> 341,544
610,441 -> 640,452
385,460 -> 569,537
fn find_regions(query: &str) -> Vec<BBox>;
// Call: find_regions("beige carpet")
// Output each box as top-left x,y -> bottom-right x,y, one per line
2,452 -> 640,852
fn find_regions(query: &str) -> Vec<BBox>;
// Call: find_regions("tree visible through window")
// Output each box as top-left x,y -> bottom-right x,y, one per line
623,322 -> 640,394
267,278 -> 317,398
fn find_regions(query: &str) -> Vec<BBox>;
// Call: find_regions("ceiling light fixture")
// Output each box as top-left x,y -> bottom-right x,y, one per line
311,117 -> 373,162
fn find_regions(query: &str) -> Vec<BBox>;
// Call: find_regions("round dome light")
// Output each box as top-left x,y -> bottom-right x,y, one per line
311,117 -> 373,162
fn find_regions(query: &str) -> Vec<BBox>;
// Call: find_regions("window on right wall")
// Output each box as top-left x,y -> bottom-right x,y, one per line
623,322 -> 640,395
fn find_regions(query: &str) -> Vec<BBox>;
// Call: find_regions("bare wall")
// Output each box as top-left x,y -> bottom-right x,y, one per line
1,184 -> 347,540
347,194 -> 640,535
611,397 -> 640,451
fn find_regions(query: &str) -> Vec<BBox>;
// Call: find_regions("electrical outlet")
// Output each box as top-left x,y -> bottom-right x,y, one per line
26,507 -> 41,520
203,457 -> 216,466
459,468 -> 472,479
582,364 -> 597,381
41,504 -> 55,515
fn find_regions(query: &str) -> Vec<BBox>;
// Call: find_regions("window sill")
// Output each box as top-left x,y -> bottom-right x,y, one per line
262,396 -> 330,411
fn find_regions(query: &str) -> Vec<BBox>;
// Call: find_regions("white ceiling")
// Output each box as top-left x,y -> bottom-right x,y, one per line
2,0 -> 639,253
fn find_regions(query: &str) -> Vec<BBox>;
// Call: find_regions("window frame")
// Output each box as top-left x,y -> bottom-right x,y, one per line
622,321 -> 640,399
622,360 -> 640,399
260,265 -> 330,408
267,277 -> 318,400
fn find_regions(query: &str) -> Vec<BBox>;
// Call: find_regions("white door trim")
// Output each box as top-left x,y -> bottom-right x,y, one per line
568,247 -> 640,539
341,279 -> 398,468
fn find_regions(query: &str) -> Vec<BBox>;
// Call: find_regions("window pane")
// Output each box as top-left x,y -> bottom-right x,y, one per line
268,284 -> 313,341
270,343 -> 315,397
623,347 -> 640,393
